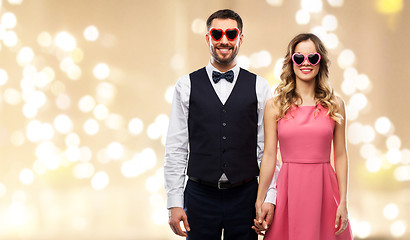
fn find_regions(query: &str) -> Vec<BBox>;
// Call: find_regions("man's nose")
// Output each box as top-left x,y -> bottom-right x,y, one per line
220,34 -> 229,44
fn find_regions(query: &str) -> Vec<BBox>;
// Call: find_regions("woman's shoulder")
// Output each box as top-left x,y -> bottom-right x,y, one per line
334,95 -> 345,110
332,95 -> 346,117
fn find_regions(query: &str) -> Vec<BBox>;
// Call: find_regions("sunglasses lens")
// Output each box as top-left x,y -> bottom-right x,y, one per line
293,54 -> 305,65
225,29 -> 239,40
308,54 -> 320,65
211,29 -> 223,40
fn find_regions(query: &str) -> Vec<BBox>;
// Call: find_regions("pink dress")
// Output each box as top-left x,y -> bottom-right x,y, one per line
264,105 -> 353,240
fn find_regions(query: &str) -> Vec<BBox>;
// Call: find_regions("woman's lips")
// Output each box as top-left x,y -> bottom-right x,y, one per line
300,68 -> 313,74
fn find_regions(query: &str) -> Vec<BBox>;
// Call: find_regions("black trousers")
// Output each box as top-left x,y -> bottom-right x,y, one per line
184,179 -> 258,240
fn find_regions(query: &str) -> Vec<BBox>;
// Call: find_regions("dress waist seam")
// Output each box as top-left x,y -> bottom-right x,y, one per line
282,158 -> 330,164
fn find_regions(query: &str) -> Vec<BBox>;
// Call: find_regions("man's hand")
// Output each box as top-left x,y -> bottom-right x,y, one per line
168,207 -> 190,237
252,202 -> 275,235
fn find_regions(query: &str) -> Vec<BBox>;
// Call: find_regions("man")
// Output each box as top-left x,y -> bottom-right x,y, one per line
164,9 -> 280,239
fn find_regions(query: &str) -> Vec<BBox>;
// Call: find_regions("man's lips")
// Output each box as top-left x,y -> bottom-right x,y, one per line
216,45 -> 233,54
217,48 -> 232,53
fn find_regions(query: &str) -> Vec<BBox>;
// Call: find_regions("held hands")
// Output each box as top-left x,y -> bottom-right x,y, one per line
252,201 -> 275,235
168,207 -> 190,237
335,202 -> 349,235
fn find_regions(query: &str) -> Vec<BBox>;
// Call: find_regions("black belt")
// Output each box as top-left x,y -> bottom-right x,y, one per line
189,176 -> 256,190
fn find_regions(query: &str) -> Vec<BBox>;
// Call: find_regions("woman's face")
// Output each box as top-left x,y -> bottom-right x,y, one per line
292,39 -> 320,83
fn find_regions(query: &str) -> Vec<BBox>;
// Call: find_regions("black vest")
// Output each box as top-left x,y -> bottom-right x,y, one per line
187,67 -> 259,184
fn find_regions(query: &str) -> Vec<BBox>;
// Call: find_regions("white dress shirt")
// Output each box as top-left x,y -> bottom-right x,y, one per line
164,62 -> 281,209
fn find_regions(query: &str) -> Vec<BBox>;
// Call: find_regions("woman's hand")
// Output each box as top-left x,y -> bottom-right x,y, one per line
252,201 -> 275,235
335,201 -> 349,235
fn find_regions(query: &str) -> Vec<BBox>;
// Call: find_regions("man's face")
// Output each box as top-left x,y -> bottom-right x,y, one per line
206,18 -> 243,66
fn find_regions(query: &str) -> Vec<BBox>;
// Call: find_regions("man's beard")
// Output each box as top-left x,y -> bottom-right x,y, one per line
210,43 -> 239,65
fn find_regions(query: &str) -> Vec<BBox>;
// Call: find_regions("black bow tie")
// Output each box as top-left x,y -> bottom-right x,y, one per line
212,70 -> 234,83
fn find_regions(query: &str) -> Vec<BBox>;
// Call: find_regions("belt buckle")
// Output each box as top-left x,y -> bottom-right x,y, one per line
218,181 -> 229,190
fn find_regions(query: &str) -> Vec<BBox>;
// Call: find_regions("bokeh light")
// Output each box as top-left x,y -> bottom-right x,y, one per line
366,156 -> 382,173
394,165 -> 410,182
17,47 -> 34,66
237,55 -> 250,69
383,203 -> 399,220
65,133 -> 80,147
0,68 -> 9,85
56,93 -> 71,110
54,114 -> 74,134
1,12 -> 17,29
360,143 -> 379,159
0,183 -> 6,197
375,116 -> 393,135
37,32 -> 53,47
19,168 -> 34,185
191,18 -> 206,34
78,95 -> 96,113
327,0 -> 344,7
376,0 -> 403,14
93,63 -> 110,80
91,171 -> 109,190
73,163 -> 95,179
83,25 -> 99,41
390,220 -> 406,238
96,82 -> 116,103
170,54 -> 185,70
54,31 -> 77,51
3,30 -> 18,47
8,0 -> 23,5
250,50 -> 272,68
128,118 -> 144,135
164,85 -> 174,104
296,9 -> 310,25
323,33 -> 339,49
322,14 -> 338,31
266,0 -> 284,6
93,104 -> 109,120
355,221 -> 371,238
106,142 -> 124,160
83,118 -> 100,135
386,149 -> 402,165
386,135 -> 401,150
301,0 -> 323,13
0,1 -> 408,239
338,49 -> 356,69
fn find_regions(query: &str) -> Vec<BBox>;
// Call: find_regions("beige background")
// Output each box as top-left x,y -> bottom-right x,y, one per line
0,0 -> 409,239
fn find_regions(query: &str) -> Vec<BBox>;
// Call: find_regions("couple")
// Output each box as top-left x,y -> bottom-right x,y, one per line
164,9 -> 353,240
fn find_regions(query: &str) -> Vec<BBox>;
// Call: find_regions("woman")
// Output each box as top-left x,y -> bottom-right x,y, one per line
255,33 -> 353,239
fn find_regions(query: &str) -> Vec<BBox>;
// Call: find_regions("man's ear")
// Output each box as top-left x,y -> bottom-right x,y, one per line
238,33 -> 243,47
205,33 -> 210,47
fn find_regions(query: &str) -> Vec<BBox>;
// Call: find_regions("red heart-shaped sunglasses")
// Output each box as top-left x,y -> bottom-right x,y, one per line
209,28 -> 240,41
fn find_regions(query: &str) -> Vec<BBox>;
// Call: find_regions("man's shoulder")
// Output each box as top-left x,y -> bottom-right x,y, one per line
239,67 -> 256,77
189,67 -> 207,76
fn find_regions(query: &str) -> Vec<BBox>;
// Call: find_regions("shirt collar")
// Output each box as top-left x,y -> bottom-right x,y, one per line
206,62 -> 240,83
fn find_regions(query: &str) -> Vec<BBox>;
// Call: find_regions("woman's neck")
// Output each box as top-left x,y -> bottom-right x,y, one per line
295,79 -> 316,105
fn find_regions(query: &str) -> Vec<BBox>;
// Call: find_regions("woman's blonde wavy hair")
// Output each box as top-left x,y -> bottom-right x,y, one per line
274,33 -> 343,124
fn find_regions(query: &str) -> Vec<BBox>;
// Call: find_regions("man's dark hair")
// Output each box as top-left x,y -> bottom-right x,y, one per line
206,9 -> 243,31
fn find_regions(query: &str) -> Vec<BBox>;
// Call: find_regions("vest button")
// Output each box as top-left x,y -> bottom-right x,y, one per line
222,109 -> 227,113
222,149 -> 226,153
222,122 -> 227,127
222,136 -> 227,140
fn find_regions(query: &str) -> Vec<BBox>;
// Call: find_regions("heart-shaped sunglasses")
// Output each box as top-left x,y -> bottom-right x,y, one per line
292,53 -> 321,66
209,28 -> 240,41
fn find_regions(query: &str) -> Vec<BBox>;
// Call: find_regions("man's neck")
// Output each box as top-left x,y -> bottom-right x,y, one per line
210,60 -> 237,72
